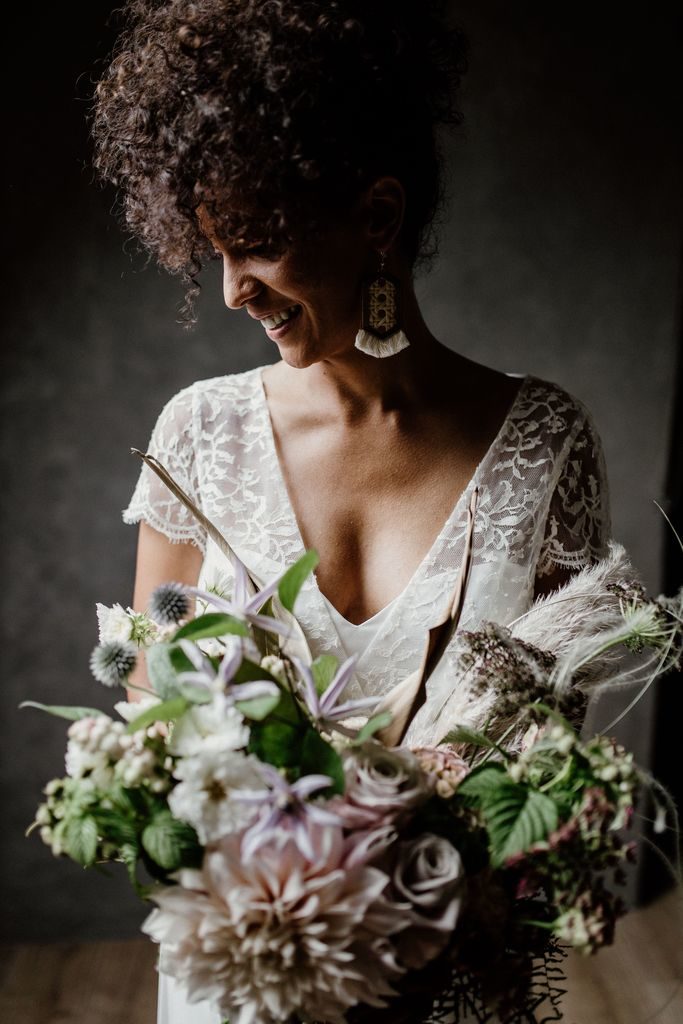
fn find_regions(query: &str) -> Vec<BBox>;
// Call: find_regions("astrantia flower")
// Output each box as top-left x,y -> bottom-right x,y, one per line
149,582 -> 191,625
329,741 -> 434,829
413,746 -> 470,799
142,826 -> 409,1024
168,749 -> 261,844
89,642 -> 137,687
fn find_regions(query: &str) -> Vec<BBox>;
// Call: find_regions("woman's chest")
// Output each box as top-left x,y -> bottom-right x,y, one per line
268,418 -> 490,624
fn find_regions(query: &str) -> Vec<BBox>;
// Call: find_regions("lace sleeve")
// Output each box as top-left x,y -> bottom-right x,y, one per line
535,406 -> 611,578
122,385 -> 207,552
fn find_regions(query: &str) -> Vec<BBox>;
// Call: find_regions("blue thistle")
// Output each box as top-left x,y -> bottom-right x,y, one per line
149,582 -> 191,625
89,642 -> 137,687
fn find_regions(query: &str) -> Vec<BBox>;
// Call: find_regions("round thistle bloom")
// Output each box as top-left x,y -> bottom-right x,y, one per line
149,582 -> 191,626
89,642 -> 138,687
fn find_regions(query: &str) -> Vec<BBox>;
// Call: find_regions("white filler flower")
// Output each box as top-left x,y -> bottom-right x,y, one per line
96,603 -> 133,644
168,749 -> 261,844
168,697 -> 250,757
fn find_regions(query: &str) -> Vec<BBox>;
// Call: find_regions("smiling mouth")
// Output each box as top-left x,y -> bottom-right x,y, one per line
260,304 -> 301,330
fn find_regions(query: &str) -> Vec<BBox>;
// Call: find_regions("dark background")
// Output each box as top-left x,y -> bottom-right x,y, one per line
2,2 -> 681,942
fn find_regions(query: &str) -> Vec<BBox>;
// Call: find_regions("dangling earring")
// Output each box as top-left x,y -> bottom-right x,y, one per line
354,249 -> 411,359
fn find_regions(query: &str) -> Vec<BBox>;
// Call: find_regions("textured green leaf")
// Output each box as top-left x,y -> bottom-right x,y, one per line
141,811 -> 201,871
145,644 -> 181,700
19,701 -> 106,721
248,720 -> 302,768
235,692 -> 281,720
353,711 -> 393,744
65,815 -> 99,867
300,729 -> 345,794
125,696 -> 189,735
311,655 -> 338,695
174,613 -> 248,642
485,786 -> 558,867
457,764 -> 508,803
277,550 -> 319,612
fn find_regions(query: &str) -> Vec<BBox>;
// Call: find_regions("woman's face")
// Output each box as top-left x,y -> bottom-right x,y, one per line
204,205 -> 372,369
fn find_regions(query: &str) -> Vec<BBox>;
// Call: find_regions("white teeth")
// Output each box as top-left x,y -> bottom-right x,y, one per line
262,305 -> 299,329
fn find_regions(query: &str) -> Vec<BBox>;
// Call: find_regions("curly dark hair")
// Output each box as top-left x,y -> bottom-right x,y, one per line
90,0 -> 468,324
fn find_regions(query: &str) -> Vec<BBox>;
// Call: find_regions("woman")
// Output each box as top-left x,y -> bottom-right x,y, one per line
92,1 -> 610,1021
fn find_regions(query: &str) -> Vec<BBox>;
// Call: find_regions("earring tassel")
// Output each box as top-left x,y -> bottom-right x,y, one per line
354,329 -> 411,359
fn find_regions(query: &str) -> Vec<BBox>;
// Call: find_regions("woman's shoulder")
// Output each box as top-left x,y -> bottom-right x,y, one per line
515,373 -> 600,441
150,365 -> 266,430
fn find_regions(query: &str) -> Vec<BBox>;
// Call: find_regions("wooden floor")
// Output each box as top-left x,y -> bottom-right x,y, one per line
1,889 -> 681,1024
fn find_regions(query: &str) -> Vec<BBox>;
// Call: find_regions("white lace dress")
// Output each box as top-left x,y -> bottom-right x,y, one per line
123,364 -> 611,1024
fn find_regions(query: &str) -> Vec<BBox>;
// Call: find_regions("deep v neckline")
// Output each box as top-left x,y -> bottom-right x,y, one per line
255,366 -> 531,629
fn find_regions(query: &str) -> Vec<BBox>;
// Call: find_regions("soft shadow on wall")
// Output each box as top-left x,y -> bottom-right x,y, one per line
1,2 -> 680,941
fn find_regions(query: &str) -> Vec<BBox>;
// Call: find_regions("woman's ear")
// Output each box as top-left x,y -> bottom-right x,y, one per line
360,176 -> 406,252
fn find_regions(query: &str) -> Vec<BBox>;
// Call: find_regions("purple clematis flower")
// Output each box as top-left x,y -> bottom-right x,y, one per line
187,556 -> 292,638
233,762 -> 344,860
177,639 -> 279,704
292,655 -> 381,736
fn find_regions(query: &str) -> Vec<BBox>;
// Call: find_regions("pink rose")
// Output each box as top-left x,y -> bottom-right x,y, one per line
330,741 -> 434,829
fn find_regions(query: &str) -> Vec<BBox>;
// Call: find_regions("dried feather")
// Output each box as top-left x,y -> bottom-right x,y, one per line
130,449 -> 314,662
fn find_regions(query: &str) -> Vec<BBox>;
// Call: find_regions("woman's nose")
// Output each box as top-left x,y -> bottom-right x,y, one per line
222,255 -> 262,310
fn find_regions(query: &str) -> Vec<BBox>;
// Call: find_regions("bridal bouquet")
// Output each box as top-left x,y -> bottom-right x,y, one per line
24,543 -> 682,1024
24,453 -> 682,1023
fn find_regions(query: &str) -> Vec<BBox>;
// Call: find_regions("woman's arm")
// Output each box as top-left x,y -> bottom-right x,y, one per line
126,522 -> 204,700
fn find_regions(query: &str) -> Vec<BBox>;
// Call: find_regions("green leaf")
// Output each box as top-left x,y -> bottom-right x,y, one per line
119,842 -> 140,889
484,785 -> 558,867
168,645 -> 198,674
125,696 -> 189,735
65,815 -> 98,867
441,724 -> 500,749
174,613 -> 249,642
235,692 -> 281,721
457,764 -> 508,803
277,550 -> 319,612
231,658 -> 272,683
248,720 -> 302,768
311,655 -> 338,696
177,682 -> 213,704
141,811 -> 202,871
145,644 -> 182,700
353,711 -> 393,744
300,729 -> 345,794
19,701 -> 106,721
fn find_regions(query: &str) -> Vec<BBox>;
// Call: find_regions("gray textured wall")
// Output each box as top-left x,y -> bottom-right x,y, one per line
2,2 -> 680,942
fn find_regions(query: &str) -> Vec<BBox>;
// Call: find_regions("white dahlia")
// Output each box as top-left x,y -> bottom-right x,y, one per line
143,825 -> 409,1024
